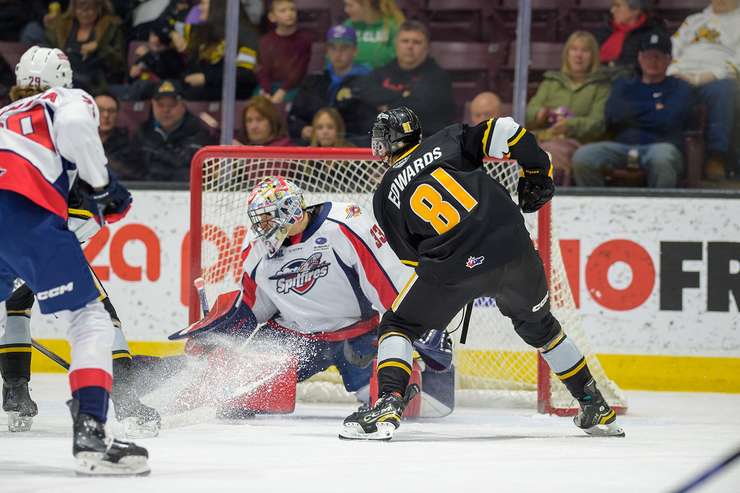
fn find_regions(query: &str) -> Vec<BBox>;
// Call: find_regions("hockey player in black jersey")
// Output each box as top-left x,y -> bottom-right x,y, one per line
339,107 -> 624,440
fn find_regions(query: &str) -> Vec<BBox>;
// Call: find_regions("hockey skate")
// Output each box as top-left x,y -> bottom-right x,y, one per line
339,384 -> 419,441
3,378 -> 38,432
68,399 -> 150,476
574,379 -> 625,437
112,359 -> 161,438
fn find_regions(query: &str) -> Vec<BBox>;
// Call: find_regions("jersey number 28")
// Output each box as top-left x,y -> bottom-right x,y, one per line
409,168 -> 478,235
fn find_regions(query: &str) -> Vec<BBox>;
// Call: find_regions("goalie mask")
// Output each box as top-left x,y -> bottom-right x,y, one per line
16,46 -> 73,90
371,106 -> 422,160
247,176 -> 306,257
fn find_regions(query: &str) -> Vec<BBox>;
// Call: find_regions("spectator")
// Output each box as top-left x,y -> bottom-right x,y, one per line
0,0 -> 59,44
595,0 -> 667,71
288,25 -> 375,146
94,93 -> 140,179
355,20 -> 455,136
668,0 -> 740,180
343,0 -> 404,69
256,0 -> 313,104
46,0 -> 125,94
240,95 -> 293,146
172,0 -> 259,101
310,108 -> 353,147
114,19 -> 185,101
469,91 -> 502,126
572,32 -> 694,188
526,31 -> 611,185
130,80 -> 215,181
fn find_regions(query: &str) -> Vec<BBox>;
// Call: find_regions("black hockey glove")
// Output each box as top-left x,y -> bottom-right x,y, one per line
91,172 -> 132,224
517,170 -> 554,213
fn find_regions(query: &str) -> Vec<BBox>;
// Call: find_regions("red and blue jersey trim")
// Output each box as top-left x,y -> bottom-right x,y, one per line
0,149 -> 68,218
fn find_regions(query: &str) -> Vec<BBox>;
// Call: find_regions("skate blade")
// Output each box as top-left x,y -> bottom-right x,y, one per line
582,421 -> 625,437
6,411 -> 33,432
338,422 -> 395,441
121,416 -> 160,439
75,453 -> 151,477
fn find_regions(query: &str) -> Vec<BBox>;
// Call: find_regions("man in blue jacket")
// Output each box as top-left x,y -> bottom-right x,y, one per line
572,31 -> 694,187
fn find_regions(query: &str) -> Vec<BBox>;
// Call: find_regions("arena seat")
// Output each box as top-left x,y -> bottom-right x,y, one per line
295,0 -> 335,38
117,100 -> 152,137
425,0 -> 495,42
430,41 -> 506,117
499,41 -> 564,101
498,0 -> 573,42
569,0 -> 612,33
654,0 -> 706,34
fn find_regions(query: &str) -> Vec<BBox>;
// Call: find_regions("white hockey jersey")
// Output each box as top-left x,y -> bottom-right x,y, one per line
241,201 -> 411,338
0,87 -> 109,219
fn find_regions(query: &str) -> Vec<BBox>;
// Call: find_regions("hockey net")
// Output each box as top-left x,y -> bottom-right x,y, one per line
190,146 -> 627,415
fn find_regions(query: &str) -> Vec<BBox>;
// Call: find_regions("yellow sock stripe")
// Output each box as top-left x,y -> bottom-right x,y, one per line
392,272 -> 417,311
541,331 -> 566,353
378,331 -> 411,344
6,309 -> 31,317
377,360 -> 412,375
507,126 -> 527,147
112,351 -> 132,360
557,358 -> 587,381
401,259 -> 418,267
0,346 -> 32,354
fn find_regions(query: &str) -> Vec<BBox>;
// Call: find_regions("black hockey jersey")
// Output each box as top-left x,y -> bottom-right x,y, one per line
372,117 -> 552,284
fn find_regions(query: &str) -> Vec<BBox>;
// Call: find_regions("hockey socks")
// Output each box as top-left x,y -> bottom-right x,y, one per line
540,331 -> 592,400
376,331 -> 414,396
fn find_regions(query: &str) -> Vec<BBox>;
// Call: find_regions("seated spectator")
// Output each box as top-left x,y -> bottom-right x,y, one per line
94,93 -> 140,179
288,25 -> 375,146
469,91 -> 502,126
171,0 -> 259,101
343,0 -> 404,69
526,31 -> 611,185
310,108 -> 353,147
572,32 -> 694,188
595,0 -> 667,72
667,0 -> 739,180
355,20 -> 455,136
256,0 -> 313,104
119,19 -> 186,101
130,80 -> 216,181
45,0 -> 125,94
239,95 -> 293,146
0,0 -> 59,44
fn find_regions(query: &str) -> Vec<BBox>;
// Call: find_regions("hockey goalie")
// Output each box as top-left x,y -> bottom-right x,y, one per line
134,176 -> 455,417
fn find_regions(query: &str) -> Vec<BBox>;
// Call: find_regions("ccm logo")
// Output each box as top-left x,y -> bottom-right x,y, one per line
37,282 -> 74,300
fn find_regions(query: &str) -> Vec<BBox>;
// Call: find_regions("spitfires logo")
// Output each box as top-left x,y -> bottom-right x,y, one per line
269,252 -> 330,295
345,204 -> 362,219
465,256 -> 485,269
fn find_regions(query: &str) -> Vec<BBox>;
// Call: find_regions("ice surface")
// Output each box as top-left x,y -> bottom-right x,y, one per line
1,374 -> 739,493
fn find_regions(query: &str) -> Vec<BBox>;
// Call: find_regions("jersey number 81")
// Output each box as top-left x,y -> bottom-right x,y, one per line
409,168 -> 478,235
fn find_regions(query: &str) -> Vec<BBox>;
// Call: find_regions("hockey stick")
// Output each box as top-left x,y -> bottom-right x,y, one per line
671,446 -> 740,493
194,277 -> 210,317
459,301 -> 473,344
31,338 -> 70,370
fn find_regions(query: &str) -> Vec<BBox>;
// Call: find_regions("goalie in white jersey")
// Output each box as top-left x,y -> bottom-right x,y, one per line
158,176 -> 411,415
0,46 -> 149,475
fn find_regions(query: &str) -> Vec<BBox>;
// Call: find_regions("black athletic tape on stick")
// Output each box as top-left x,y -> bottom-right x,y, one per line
460,301 -> 473,345
31,338 -> 70,370
671,446 -> 740,493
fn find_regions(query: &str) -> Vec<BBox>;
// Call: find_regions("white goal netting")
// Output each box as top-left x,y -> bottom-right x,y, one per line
190,147 -> 627,414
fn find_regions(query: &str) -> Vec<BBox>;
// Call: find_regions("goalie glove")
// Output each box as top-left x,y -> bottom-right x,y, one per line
169,290 -> 257,344
517,163 -> 555,213
91,171 -> 132,224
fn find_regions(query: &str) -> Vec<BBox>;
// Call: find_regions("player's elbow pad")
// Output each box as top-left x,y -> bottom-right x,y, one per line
168,290 -> 257,340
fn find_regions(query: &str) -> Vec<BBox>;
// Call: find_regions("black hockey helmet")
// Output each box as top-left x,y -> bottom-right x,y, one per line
371,106 -> 422,159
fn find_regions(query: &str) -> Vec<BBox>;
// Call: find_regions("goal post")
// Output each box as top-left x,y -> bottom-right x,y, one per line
189,145 -> 627,416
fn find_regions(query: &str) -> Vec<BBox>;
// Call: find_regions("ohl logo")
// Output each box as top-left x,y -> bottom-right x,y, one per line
269,252 -> 330,295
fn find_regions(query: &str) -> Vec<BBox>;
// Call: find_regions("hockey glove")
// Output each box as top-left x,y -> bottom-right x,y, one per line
517,169 -> 554,213
91,172 -> 132,224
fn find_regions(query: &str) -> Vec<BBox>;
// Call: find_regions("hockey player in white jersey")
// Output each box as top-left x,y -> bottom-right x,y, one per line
150,176 -> 413,416
0,46 -> 150,475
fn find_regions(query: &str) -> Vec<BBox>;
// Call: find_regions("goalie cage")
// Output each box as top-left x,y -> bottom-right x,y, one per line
189,146 -> 627,416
